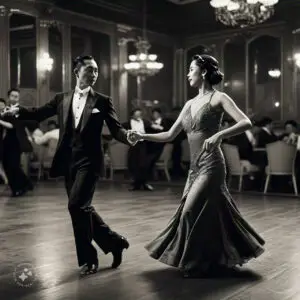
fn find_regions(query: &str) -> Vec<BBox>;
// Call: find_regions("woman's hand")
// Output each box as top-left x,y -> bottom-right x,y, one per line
202,133 -> 222,152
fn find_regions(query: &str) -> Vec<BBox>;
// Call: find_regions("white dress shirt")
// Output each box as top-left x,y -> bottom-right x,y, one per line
154,117 -> 162,125
72,86 -> 90,128
130,118 -> 145,133
262,127 -> 271,135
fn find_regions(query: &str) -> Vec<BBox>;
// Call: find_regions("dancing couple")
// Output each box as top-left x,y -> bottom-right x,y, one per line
2,54 -> 264,278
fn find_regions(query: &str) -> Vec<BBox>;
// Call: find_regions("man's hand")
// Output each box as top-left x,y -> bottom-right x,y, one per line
151,123 -> 164,131
127,130 -> 143,146
1,104 -> 19,117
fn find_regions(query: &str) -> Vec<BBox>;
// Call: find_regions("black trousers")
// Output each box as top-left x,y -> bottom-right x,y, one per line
2,142 -> 32,193
64,158 -> 123,266
128,142 -> 155,186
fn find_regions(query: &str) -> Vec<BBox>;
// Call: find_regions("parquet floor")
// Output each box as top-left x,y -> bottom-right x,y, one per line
1,181 -> 300,300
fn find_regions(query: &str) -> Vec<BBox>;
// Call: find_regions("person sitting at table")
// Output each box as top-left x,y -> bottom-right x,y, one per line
279,120 -> 298,145
256,117 -> 278,148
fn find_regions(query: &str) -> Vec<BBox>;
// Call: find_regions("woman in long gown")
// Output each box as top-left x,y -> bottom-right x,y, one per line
131,54 -> 265,277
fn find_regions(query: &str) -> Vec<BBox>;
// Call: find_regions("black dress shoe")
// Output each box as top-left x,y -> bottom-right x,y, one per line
80,262 -> 98,276
11,189 -> 27,197
111,238 -> 129,269
143,183 -> 154,191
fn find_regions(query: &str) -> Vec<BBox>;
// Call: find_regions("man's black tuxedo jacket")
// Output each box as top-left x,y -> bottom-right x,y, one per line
1,117 -> 33,153
18,88 -> 129,177
256,129 -> 278,148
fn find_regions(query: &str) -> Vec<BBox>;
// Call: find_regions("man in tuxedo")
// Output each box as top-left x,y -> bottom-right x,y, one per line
148,108 -> 171,156
147,108 -> 172,174
2,89 -> 33,196
123,108 -> 154,191
256,117 -> 278,148
2,55 -> 135,276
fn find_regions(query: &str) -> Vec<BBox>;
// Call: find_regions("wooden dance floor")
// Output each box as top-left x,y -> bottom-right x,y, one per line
1,181 -> 300,300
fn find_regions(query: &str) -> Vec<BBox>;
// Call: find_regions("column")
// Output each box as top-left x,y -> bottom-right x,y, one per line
282,31 -> 294,120
84,35 -> 92,55
62,23 -> 72,92
0,6 -> 10,98
109,29 -> 120,116
214,41 -> 225,91
118,39 -> 128,122
36,19 -> 50,107
173,48 -> 185,107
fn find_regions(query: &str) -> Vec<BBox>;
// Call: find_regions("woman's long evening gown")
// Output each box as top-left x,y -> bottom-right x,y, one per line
145,93 -> 265,273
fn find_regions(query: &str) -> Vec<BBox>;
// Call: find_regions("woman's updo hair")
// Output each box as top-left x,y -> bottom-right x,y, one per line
192,54 -> 224,85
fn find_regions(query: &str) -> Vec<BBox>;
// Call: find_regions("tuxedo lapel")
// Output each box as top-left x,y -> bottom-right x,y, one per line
62,91 -> 73,129
80,88 -> 98,132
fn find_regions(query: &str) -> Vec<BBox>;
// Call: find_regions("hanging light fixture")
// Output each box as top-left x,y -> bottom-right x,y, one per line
124,0 -> 163,79
210,0 -> 279,27
124,38 -> 163,77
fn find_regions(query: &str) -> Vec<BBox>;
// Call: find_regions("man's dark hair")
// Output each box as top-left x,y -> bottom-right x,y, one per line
72,55 -> 94,73
130,108 -> 142,117
284,120 -> 297,128
7,88 -> 20,97
257,117 -> 273,127
47,120 -> 58,128
152,108 -> 162,115
0,98 -> 6,105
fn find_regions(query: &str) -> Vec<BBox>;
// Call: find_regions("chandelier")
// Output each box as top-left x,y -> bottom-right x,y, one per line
124,38 -> 163,78
124,0 -> 163,79
210,0 -> 279,27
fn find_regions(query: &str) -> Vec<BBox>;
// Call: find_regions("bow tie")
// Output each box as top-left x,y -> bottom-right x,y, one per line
75,87 -> 90,96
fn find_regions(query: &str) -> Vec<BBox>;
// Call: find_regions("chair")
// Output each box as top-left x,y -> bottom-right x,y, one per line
108,142 -> 129,180
155,144 -> 173,182
28,145 -> 44,180
222,143 -> 259,192
42,139 -> 58,179
264,141 -> 298,195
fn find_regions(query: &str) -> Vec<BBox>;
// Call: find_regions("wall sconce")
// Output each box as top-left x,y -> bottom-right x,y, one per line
268,68 -> 281,78
37,52 -> 54,83
294,53 -> 300,68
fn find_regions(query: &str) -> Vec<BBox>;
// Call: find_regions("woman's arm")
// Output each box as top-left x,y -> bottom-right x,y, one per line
138,102 -> 190,143
0,119 -> 13,129
216,93 -> 252,140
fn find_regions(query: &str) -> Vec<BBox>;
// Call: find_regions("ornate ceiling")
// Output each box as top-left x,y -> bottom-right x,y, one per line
46,0 -> 300,36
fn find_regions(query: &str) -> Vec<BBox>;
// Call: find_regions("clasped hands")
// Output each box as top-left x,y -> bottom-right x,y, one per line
126,130 -> 144,146
0,104 -> 19,117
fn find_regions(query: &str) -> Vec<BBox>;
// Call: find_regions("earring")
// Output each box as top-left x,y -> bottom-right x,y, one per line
202,74 -> 205,79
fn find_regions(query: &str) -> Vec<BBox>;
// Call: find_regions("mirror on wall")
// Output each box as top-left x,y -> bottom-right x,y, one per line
186,45 -> 214,99
248,35 -> 281,120
223,36 -> 246,113
10,13 -> 36,106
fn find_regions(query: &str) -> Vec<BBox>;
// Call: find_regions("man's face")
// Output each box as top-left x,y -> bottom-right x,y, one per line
285,124 -> 296,134
8,91 -> 20,105
76,59 -> 98,87
133,110 -> 142,120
